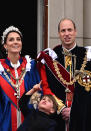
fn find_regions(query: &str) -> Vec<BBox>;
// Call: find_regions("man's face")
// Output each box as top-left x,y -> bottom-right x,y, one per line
58,19 -> 77,49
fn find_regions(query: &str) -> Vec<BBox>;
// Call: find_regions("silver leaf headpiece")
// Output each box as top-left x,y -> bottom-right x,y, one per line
1,25 -> 22,45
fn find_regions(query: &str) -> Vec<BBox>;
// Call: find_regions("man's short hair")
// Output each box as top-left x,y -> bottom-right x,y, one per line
58,18 -> 76,32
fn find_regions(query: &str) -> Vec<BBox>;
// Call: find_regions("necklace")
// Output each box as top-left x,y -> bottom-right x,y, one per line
53,51 -> 87,86
0,56 -> 31,100
4,68 -> 26,99
4,68 -> 26,89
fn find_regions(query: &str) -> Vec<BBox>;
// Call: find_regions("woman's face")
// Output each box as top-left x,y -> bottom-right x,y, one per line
4,32 -> 22,55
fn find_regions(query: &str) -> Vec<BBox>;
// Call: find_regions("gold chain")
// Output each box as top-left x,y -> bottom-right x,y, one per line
3,69 -> 26,89
53,51 -> 87,86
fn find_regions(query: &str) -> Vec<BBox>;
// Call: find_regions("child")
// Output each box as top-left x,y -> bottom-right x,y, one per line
17,81 -> 59,131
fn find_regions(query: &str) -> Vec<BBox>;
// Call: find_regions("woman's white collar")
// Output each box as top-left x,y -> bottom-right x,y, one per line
0,55 -> 31,74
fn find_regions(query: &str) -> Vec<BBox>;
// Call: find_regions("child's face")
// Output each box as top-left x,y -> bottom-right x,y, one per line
38,96 -> 55,115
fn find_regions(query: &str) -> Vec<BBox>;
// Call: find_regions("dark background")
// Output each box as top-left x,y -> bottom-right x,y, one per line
0,1 -> 37,59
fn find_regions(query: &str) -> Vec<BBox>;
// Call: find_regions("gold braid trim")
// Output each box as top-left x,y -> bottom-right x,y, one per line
53,95 -> 66,114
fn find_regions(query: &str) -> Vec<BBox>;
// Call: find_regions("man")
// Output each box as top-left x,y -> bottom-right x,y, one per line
37,18 -> 91,131
69,46 -> 91,131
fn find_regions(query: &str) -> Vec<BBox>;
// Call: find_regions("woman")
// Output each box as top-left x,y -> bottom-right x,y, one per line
0,26 -> 42,131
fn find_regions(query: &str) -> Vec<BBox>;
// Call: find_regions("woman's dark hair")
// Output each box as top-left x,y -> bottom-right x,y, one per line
0,26 -> 23,58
